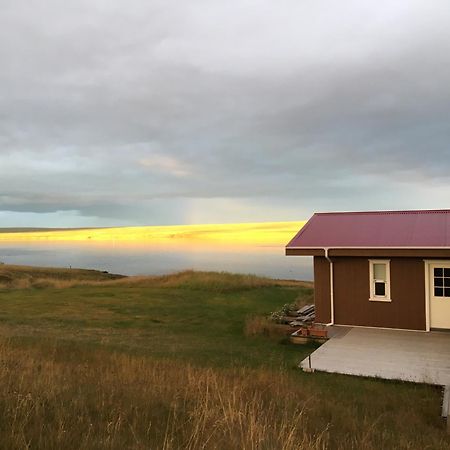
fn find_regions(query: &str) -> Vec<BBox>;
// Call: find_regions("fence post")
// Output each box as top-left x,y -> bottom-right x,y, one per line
442,386 -> 450,433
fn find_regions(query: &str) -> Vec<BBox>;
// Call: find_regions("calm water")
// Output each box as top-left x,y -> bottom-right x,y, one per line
0,242 -> 313,281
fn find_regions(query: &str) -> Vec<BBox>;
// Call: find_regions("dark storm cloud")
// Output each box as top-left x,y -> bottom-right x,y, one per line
1,0 -> 450,226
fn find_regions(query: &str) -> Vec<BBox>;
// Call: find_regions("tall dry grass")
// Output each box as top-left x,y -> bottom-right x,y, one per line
2,339 -> 446,450
0,265 -> 311,291
0,339 -> 326,450
244,316 -> 292,339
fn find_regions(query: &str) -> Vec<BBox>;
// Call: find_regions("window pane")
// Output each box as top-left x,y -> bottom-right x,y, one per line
373,264 -> 386,281
444,278 -> 450,288
435,277 -> 444,287
444,268 -> 450,277
375,282 -> 386,296
445,288 -> 450,297
434,268 -> 443,277
435,287 -> 444,297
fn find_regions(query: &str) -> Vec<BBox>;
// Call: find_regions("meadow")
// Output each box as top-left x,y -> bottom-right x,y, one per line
0,265 -> 448,449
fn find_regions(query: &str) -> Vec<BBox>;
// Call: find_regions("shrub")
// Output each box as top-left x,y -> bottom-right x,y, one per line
244,315 -> 289,339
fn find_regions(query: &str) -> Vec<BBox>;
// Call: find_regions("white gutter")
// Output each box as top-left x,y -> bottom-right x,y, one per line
324,248 -> 334,326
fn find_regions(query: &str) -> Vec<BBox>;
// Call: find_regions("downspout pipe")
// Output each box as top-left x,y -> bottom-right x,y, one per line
324,248 -> 334,326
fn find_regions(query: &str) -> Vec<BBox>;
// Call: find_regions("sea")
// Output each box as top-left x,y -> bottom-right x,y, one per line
0,241 -> 313,280
0,241 -> 313,281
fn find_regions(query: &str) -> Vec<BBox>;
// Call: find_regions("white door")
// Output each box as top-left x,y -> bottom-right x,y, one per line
429,263 -> 450,329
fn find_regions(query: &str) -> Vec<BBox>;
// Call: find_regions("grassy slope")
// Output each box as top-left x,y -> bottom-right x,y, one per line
0,265 -> 448,449
0,266 -> 309,367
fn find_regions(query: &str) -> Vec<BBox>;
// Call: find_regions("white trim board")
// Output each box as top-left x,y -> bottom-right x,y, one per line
333,324 -> 427,333
368,259 -> 391,302
424,261 -> 450,331
425,261 -> 431,332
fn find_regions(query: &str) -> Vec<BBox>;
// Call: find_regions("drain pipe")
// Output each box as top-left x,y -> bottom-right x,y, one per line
324,248 -> 334,326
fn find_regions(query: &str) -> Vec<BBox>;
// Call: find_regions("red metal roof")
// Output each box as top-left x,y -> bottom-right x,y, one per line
286,210 -> 450,248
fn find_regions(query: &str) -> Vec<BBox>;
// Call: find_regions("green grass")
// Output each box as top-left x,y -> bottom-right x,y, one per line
0,270 -> 311,368
0,265 -> 448,449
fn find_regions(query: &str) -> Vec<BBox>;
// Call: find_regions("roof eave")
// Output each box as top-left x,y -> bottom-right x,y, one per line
286,246 -> 450,258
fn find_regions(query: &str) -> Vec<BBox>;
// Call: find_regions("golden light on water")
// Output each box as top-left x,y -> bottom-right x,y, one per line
0,222 -> 306,247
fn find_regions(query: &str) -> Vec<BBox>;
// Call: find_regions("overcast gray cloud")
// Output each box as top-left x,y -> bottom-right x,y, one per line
1,0 -> 450,227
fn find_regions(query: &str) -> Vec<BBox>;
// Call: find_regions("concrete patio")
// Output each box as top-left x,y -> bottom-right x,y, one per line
301,326 -> 450,386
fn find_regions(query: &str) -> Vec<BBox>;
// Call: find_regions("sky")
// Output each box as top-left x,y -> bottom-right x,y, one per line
1,0 -> 450,228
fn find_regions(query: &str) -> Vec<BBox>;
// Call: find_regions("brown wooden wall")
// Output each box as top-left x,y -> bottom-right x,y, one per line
313,257 -> 429,330
313,256 -> 331,324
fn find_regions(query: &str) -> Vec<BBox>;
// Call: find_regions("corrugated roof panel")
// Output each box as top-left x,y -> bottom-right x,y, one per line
286,210 -> 450,248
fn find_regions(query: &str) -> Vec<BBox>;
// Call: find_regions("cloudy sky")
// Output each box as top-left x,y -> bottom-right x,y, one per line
1,0 -> 450,227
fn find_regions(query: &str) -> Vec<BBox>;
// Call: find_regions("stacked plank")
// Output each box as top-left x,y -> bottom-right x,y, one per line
279,304 -> 315,327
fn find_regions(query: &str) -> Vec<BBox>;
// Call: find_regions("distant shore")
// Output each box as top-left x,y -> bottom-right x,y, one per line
0,221 -> 305,247
0,227 -> 100,233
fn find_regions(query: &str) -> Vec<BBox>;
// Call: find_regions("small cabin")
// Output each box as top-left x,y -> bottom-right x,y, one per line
286,210 -> 450,331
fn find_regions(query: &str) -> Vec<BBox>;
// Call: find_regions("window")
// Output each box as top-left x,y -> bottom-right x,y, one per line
369,260 -> 391,302
433,267 -> 450,297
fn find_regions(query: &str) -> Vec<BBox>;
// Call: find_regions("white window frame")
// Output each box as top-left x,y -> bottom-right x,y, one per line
369,259 -> 391,302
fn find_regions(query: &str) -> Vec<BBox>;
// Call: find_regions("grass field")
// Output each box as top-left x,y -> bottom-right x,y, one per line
0,265 -> 448,449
